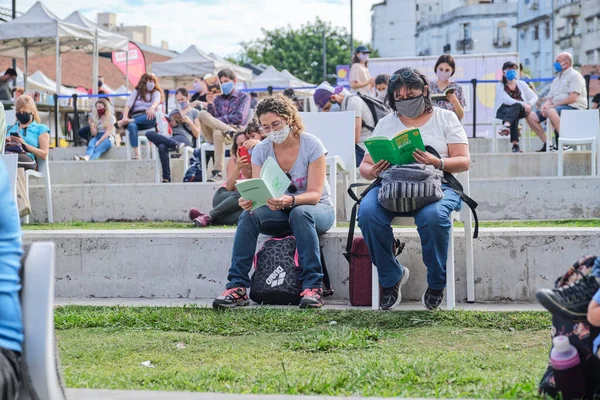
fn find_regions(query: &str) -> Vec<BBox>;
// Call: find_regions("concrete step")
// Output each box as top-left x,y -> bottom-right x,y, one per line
24,227 -> 600,302
29,176 -> 600,222
47,152 -> 597,185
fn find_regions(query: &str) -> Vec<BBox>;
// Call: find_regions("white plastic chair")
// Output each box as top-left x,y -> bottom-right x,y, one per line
20,242 -> 67,400
0,153 -> 18,205
199,142 -> 233,182
299,111 -> 357,225
370,171 -> 475,311
23,158 -> 53,224
558,110 -> 600,176
491,118 -> 531,153
125,128 -> 153,160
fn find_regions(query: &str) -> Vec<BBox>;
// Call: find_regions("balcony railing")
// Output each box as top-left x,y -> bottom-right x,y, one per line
558,2 -> 581,19
443,44 -> 451,53
493,37 -> 512,48
557,34 -> 582,50
456,38 -> 474,51
581,30 -> 600,53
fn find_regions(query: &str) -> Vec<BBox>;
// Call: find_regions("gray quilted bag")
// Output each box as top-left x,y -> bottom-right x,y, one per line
378,163 -> 444,213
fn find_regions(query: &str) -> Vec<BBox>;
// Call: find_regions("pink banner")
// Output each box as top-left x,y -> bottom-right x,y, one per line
112,41 -> 146,87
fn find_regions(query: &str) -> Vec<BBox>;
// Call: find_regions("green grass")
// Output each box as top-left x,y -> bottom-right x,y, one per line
56,307 -> 552,398
21,219 -> 600,230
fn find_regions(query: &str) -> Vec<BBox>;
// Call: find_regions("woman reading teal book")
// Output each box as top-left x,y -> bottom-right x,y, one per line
358,67 -> 471,311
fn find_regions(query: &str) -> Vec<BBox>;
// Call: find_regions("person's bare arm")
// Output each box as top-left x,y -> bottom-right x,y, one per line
21,132 -> 50,160
359,154 -> 391,181
354,117 -> 362,144
267,155 -> 327,210
549,92 -> 579,108
588,299 -> 600,326
95,123 -> 114,146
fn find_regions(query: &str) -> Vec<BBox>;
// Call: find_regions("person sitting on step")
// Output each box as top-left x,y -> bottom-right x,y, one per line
212,94 -> 335,310
357,67 -> 470,311
188,131 -> 255,227
198,68 -> 251,182
493,61 -> 538,153
146,88 -> 201,183
73,98 -> 117,161
119,73 -> 164,160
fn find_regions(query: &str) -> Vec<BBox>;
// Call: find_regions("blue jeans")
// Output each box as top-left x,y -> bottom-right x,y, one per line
226,203 -> 336,290
127,113 -> 156,147
146,132 -> 190,181
85,134 -> 112,160
357,184 -> 462,290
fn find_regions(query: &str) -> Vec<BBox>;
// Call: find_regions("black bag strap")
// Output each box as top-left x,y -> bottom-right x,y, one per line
320,245 -> 334,297
425,145 -> 479,239
357,93 -> 380,126
343,179 -> 381,262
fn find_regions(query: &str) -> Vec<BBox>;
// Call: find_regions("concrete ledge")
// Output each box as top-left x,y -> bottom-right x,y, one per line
470,152 -> 595,178
29,176 -> 600,222
24,227 -> 600,302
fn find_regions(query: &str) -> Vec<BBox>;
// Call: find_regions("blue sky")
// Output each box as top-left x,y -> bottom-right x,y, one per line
1,0 -> 380,56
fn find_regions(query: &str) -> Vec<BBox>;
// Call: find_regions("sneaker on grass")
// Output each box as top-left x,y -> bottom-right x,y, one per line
213,287 -> 249,309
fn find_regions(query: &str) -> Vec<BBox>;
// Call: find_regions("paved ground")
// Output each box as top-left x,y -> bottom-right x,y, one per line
66,389 -> 447,400
56,297 -> 544,311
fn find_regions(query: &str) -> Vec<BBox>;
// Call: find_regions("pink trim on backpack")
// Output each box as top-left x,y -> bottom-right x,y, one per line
253,236 -> 300,269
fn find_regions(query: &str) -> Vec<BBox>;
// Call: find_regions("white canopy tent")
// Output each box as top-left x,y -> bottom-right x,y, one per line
63,11 -> 128,94
0,2 -> 94,96
208,53 -> 253,83
250,66 -> 314,91
28,70 -> 75,95
152,45 -> 253,88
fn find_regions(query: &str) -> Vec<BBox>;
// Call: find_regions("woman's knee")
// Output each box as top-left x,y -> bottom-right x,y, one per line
288,205 -> 314,225
416,202 -> 452,229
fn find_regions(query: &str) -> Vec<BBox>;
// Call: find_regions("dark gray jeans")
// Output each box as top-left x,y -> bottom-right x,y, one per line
210,187 -> 243,225
0,348 -> 21,400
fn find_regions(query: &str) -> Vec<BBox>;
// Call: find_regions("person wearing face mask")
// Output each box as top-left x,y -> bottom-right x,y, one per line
313,82 -> 379,167
374,74 -> 389,102
212,95 -> 335,310
358,67 -> 470,311
349,46 -> 375,96
5,95 -> 50,170
430,55 -> 466,120
527,52 -> 587,152
198,68 -> 251,182
73,98 -> 117,161
190,76 -> 208,110
493,61 -> 539,153
146,88 -> 201,183
119,73 -> 164,160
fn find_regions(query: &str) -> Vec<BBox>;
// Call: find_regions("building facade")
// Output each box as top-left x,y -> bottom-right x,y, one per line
515,0 -> 554,79
97,13 -> 152,46
580,0 -> 600,65
371,0 -> 417,57
414,1 -> 518,57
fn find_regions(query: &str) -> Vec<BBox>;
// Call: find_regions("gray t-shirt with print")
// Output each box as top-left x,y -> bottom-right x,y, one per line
251,133 -> 333,207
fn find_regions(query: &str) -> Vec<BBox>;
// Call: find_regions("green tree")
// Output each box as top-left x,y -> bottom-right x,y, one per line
234,18 -> 378,85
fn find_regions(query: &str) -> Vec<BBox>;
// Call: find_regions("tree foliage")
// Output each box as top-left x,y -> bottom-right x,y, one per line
233,18 -> 378,85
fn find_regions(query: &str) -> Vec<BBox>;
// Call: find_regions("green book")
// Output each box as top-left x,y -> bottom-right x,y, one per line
235,156 -> 291,211
364,128 -> 426,165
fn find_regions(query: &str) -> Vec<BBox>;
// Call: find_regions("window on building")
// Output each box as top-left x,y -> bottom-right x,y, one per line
533,25 -> 539,40
520,29 -> 526,40
545,21 -> 551,39
497,21 -> 507,40
463,23 -> 472,40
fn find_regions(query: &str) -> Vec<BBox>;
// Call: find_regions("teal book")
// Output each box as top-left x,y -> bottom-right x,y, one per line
235,156 -> 291,211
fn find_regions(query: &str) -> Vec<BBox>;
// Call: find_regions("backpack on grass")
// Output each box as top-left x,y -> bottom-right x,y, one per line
250,236 -> 333,305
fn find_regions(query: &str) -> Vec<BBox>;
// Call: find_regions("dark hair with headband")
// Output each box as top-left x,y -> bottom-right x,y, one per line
386,67 -> 433,115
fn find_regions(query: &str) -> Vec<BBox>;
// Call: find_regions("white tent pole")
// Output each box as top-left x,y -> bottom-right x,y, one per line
55,35 -> 61,145
93,29 -> 99,95
24,42 -> 28,93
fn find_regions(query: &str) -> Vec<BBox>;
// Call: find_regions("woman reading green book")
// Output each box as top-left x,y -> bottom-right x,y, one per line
358,67 -> 471,311
212,94 -> 335,310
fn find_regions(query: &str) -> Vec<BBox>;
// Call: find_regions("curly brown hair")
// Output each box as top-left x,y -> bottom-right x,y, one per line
255,94 -> 304,137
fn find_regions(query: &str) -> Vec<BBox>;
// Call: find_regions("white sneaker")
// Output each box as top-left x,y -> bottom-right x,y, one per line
562,145 -> 573,152
177,143 -> 185,155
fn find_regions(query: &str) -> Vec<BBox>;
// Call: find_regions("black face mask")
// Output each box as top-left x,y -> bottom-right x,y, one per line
16,112 -> 32,125
98,80 -> 103,88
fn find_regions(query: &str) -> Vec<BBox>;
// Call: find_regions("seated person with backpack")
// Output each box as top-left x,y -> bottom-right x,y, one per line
188,131 -> 254,226
313,82 -> 389,167
212,94 -> 335,310
357,68 -> 470,311
146,88 -> 201,183
0,159 -> 24,400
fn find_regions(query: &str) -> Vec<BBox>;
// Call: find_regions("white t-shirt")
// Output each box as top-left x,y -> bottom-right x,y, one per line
342,95 -> 375,144
349,63 -> 373,96
126,89 -> 162,114
367,108 -> 468,159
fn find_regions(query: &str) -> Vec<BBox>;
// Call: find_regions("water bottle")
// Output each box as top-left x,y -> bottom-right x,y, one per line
550,335 -> 586,400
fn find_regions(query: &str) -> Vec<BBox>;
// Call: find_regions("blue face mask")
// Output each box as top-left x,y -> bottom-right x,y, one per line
221,81 -> 234,95
554,61 -> 563,73
330,103 -> 341,112
506,70 -> 517,81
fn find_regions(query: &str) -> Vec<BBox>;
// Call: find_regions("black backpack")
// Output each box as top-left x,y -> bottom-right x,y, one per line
183,149 -> 204,182
343,93 -> 392,132
250,236 -> 333,305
